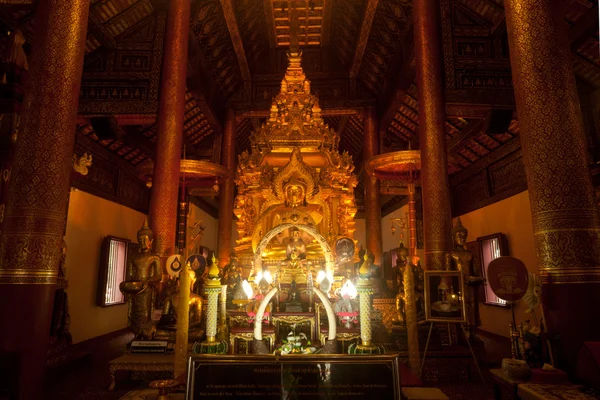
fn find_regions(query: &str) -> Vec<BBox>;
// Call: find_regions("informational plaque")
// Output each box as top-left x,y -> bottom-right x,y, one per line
186,354 -> 401,400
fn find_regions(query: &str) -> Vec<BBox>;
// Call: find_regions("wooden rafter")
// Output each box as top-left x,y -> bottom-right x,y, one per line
263,0 -> 278,48
349,0 -> 380,79
321,0 -> 334,46
220,0 -> 251,81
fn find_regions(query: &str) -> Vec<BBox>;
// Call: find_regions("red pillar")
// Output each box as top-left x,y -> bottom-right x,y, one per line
148,0 -> 191,256
505,0 -> 600,372
413,0 -> 452,270
0,0 -> 90,398
217,110 -> 236,267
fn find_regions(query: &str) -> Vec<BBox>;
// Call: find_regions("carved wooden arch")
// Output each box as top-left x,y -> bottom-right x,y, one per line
253,223 -> 335,272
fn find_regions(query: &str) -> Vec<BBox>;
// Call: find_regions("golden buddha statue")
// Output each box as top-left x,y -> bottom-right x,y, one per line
446,217 -> 485,342
119,219 -> 161,340
393,242 -> 425,325
286,227 -> 307,259
155,269 -> 204,341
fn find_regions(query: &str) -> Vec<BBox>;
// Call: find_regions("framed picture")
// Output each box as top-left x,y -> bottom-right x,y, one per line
424,271 -> 466,323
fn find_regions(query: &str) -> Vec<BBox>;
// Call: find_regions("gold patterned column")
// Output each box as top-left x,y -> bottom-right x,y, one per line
413,0 -> 452,270
0,0 -> 89,398
217,110 -> 236,267
148,0 -> 191,256
363,106 -> 383,265
505,0 -> 600,372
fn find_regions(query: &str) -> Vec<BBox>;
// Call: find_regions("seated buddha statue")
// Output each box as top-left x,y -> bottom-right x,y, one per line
119,219 -> 161,340
446,217 -> 485,343
155,269 -> 204,341
286,227 -> 306,260
282,279 -> 303,312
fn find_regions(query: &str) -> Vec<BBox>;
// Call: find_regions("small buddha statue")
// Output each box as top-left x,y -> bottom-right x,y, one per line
283,279 -> 303,312
223,255 -> 242,306
286,227 -> 307,260
119,219 -> 161,340
446,217 -> 485,343
354,246 -> 366,276
155,269 -> 204,341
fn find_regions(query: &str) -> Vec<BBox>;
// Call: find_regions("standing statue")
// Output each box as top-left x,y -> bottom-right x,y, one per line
393,243 -> 425,325
119,219 -> 161,340
445,217 -> 485,343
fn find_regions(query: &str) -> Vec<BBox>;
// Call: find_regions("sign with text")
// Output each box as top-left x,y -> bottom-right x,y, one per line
186,354 -> 401,400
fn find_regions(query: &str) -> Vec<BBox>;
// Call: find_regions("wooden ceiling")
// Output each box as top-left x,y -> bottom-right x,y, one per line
1,0 -> 599,216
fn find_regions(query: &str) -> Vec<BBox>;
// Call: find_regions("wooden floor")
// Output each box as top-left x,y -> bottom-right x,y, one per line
43,329 -> 508,399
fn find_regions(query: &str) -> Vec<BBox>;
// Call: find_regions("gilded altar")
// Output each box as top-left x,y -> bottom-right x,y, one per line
233,48 -> 358,281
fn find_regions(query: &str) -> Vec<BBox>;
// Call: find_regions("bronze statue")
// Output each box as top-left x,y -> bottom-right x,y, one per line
445,217 -> 485,343
283,279 -> 303,312
155,269 -> 204,342
393,243 -> 425,325
119,219 -> 161,340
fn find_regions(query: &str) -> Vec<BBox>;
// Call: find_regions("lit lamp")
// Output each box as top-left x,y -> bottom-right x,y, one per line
255,267 -> 273,295
232,280 -> 254,309
335,280 -> 358,329
316,266 -> 334,295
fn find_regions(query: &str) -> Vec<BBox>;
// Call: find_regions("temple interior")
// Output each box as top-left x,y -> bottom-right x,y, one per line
1,0 -> 600,399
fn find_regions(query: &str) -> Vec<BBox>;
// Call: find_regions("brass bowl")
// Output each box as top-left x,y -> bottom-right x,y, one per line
119,281 -> 146,295
149,379 -> 180,400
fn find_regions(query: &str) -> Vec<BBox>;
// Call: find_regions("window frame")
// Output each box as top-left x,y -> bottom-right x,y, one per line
96,236 -> 131,307
476,233 -> 509,307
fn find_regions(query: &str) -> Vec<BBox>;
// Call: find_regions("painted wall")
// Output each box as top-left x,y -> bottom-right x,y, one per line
458,190 -> 537,337
354,218 -> 366,251
382,204 -> 410,253
65,189 -> 146,344
188,203 -> 218,252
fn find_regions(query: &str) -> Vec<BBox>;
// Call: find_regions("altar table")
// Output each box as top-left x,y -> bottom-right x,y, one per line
108,353 -> 174,390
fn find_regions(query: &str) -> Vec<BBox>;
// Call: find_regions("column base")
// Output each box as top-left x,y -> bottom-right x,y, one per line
192,340 -> 227,354
348,342 -> 385,354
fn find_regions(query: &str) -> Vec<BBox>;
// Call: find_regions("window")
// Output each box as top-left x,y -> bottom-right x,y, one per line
477,233 -> 509,306
97,236 -> 130,307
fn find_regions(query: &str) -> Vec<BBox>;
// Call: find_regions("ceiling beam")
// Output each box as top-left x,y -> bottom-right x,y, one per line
262,0 -> 277,48
349,0 -> 380,79
188,33 -> 226,134
189,195 -> 219,219
240,108 -> 361,118
337,115 -> 350,137
447,117 -> 489,155
88,13 -> 117,50
219,0 -> 251,81
321,0 -> 334,47
570,5 -> 599,51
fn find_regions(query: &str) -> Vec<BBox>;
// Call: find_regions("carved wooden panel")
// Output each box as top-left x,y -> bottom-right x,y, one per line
73,145 -> 150,214
232,0 -> 270,74
358,0 -> 412,94
191,0 -> 243,100
441,1 -> 512,93
79,13 -> 165,114
451,143 -> 529,217
329,0 -> 367,68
